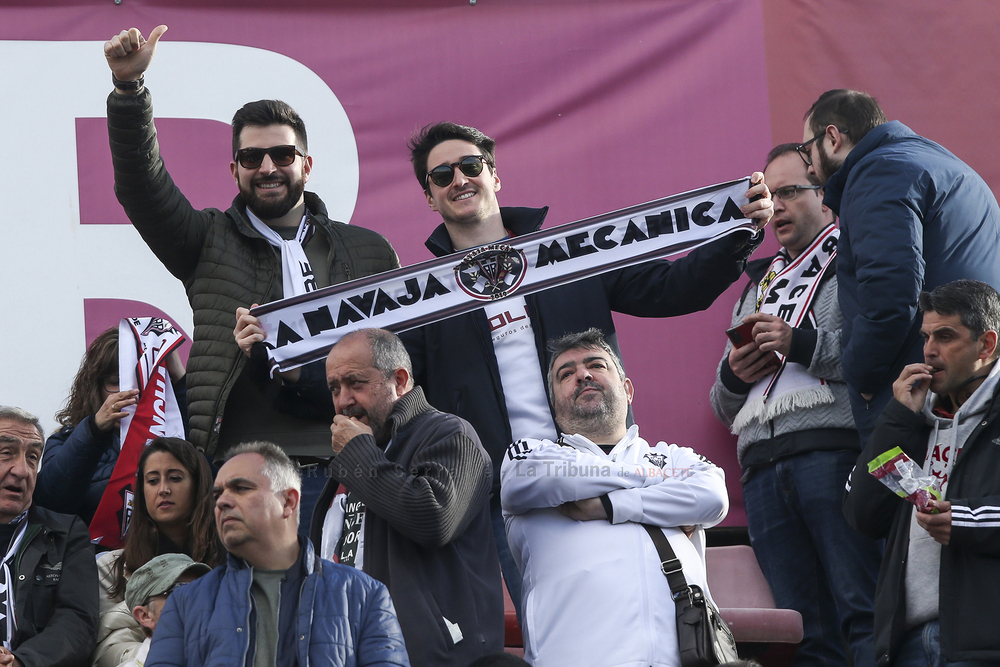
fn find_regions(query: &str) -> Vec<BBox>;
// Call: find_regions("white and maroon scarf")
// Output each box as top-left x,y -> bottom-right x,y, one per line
89,318 -> 185,547
731,224 -> 838,434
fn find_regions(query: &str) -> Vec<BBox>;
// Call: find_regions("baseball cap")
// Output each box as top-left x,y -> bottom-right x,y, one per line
125,553 -> 212,612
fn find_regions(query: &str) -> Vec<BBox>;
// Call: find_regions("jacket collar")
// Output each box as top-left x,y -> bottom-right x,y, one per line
386,386 -> 434,437
560,424 -> 641,459
226,534 -> 320,575
423,206 -> 549,257
823,120 -> 915,215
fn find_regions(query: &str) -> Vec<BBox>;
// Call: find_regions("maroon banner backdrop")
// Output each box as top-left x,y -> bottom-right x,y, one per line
4,0 -> 997,526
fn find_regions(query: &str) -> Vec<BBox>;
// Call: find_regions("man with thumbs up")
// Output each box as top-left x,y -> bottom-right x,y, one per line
103,26 -> 400,530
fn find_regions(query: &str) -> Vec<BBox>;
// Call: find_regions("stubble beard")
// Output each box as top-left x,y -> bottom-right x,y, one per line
556,382 -> 622,439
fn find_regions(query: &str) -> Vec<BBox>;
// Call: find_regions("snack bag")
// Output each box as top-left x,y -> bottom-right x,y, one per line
868,447 -> 941,513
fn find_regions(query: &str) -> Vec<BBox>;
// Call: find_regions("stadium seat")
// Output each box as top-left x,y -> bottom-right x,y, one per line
706,544 -> 803,664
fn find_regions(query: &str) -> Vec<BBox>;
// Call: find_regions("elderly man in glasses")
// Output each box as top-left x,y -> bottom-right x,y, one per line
103,26 -> 400,530
799,89 -> 1000,447
400,121 -> 774,613
709,143 -> 881,667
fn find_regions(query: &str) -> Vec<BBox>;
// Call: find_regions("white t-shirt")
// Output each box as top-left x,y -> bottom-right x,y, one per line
482,297 -> 558,444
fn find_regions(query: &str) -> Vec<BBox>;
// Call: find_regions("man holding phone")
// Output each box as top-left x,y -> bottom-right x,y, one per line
710,143 -> 881,667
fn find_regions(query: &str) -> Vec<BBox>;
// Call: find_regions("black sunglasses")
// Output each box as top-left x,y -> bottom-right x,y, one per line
235,145 -> 306,169
426,155 -> 490,188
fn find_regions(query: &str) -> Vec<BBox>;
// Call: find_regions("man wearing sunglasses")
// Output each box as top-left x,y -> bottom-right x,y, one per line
710,143 -> 881,667
103,26 -> 400,529
800,89 -> 1000,448
403,121 -> 774,612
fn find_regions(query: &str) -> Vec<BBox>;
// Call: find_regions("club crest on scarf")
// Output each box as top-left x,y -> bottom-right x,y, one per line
455,243 -> 527,300
117,486 -> 135,540
139,317 -> 178,338
755,268 -> 778,313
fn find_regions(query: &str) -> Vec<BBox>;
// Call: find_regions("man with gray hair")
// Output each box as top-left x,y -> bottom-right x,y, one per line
312,328 -> 503,667
146,439 -> 409,667
500,329 -> 729,666
0,406 -> 98,667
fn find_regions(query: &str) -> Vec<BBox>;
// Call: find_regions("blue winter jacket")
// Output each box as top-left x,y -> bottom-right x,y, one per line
146,539 -> 410,667
826,121 -> 1000,399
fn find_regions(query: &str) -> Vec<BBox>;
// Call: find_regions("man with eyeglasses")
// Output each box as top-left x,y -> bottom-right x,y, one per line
710,143 -> 880,667
799,89 -> 1000,447
103,26 -> 400,530
403,121 -> 774,612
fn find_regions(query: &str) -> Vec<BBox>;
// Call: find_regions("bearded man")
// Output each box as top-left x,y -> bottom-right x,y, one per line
500,328 -> 729,667
104,26 -> 399,528
312,328 -> 503,667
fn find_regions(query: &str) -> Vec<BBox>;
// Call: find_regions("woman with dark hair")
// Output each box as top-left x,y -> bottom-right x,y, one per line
93,437 -> 225,667
34,327 -> 187,523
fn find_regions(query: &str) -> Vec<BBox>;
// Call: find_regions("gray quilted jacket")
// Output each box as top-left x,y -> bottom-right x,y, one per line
107,88 -> 400,455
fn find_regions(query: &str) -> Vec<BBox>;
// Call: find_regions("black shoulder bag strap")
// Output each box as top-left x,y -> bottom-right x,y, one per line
641,523 -> 689,597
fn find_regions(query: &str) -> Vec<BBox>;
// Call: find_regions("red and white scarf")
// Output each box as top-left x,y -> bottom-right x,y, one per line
89,317 -> 185,547
731,225 -> 838,433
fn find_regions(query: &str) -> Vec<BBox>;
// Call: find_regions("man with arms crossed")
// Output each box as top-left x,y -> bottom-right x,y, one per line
844,280 -> 1000,666
501,329 -> 728,666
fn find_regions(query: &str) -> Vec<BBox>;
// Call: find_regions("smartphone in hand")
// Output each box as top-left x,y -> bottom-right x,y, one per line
725,321 -> 755,348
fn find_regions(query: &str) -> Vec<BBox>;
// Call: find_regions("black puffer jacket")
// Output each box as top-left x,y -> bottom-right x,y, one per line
107,89 -> 399,456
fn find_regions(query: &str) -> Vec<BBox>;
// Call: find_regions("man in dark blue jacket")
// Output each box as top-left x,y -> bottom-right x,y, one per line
402,122 -> 774,611
147,441 -> 409,667
800,89 -> 1000,445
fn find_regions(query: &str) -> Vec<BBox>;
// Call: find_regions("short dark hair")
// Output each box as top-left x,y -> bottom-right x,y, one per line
919,280 -> 1000,345
408,122 -> 497,192
764,142 -> 801,170
231,100 -> 308,157
546,328 -> 625,400
805,89 -> 887,146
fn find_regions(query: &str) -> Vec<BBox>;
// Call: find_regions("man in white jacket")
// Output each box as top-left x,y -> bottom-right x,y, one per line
500,328 -> 729,667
